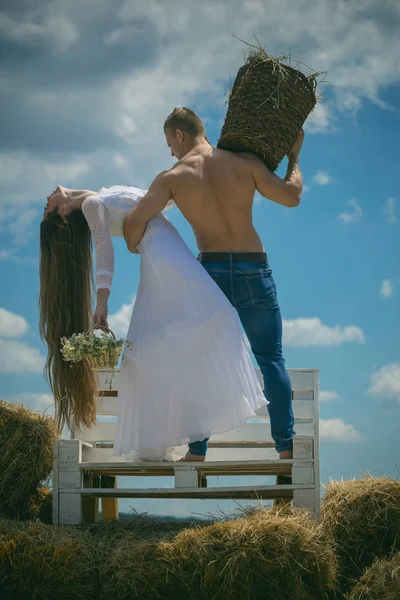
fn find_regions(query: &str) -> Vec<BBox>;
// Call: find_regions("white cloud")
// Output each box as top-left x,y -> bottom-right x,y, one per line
0,13 -> 79,53
302,185 -> 310,193
380,279 -> 393,299
312,171 -> 332,186
1,0 -> 400,225
8,208 -> 40,247
0,308 -> 29,338
113,153 -> 130,169
0,152 -> 91,215
108,296 -> 136,338
319,391 -> 341,403
283,317 -> 365,346
0,340 -> 45,373
304,102 -> 335,134
369,363 -> 400,404
339,198 -> 362,224
320,418 -> 364,442
4,392 -> 55,414
0,249 -> 37,265
384,197 -> 398,224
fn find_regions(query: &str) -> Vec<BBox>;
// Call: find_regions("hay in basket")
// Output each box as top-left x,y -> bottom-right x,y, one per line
217,37 -> 326,171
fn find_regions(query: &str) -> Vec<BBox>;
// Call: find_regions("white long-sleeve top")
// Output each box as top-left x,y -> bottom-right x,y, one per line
81,196 -> 115,292
81,185 -> 148,292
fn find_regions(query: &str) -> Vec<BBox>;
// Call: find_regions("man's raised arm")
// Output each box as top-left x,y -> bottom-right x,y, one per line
248,129 -> 304,208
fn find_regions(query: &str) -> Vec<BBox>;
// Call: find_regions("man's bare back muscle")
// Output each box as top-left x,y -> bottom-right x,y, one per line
166,146 -> 264,252
123,115 -> 303,255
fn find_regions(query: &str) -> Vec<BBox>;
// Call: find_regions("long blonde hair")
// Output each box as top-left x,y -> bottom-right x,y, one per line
39,209 -> 98,433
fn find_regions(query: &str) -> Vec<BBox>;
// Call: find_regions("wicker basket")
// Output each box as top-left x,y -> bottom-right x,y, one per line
217,50 -> 318,171
86,326 -> 122,371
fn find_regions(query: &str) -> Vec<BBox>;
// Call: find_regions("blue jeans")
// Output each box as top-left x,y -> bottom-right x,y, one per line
188,256 -> 295,456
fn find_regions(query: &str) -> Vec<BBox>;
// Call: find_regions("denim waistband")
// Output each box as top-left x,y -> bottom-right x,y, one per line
198,252 -> 267,263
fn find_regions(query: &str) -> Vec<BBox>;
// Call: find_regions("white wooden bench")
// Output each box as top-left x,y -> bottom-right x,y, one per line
52,368 -> 320,524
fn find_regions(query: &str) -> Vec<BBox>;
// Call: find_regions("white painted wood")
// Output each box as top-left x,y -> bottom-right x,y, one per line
255,400 -> 314,419
97,397 -> 314,418
292,466 -> 314,485
56,368 -> 320,519
174,467 -> 199,488
58,492 -> 83,525
61,484 -> 313,498
52,440 -> 60,525
97,369 -> 119,390
58,439 -> 83,463
58,467 -> 83,489
96,369 -> 318,395
293,437 -> 313,460
293,488 -> 317,515
256,369 -> 316,391
313,369 -> 321,517
75,420 -> 315,444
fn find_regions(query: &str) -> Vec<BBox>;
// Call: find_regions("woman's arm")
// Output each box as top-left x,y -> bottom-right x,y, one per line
81,195 -> 114,327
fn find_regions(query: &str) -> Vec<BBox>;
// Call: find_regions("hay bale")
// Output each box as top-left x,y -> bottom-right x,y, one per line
347,552 -> 400,600
0,400 -> 60,520
0,518 -> 98,599
217,42 -> 323,171
26,486 -> 53,524
100,507 -> 337,600
320,476 -> 400,593
100,538 -> 167,600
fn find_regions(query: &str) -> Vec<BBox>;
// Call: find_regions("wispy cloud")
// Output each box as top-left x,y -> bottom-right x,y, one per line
283,317 -> 365,346
380,279 -> 393,299
383,197 -> 398,224
339,198 -> 362,224
108,296 -> 137,338
320,418 -> 364,442
312,171 -> 333,186
319,391 -> 341,403
0,249 -> 38,265
0,340 -> 45,373
369,363 -> 400,405
0,307 -> 29,337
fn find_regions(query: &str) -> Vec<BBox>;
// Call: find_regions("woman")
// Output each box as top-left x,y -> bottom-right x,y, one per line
40,184 -> 267,461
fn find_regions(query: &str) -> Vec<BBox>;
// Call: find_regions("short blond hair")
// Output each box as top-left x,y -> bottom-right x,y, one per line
164,107 -> 206,138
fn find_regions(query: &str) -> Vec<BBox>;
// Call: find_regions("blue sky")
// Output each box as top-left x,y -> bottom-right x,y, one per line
0,0 -> 399,519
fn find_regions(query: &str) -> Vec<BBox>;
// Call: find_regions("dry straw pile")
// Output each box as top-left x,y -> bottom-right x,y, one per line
100,507 -> 337,600
0,400 -> 60,521
0,518 -> 97,599
320,475 -> 400,594
217,38 -> 326,171
347,551 -> 400,600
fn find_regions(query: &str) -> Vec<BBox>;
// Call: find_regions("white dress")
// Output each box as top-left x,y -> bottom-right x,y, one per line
82,185 -> 267,461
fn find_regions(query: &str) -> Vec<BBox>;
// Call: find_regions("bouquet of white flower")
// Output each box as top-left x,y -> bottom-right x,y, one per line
60,327 -> 132,383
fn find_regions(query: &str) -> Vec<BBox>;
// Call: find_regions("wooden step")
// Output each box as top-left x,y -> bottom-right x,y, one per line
78,459 -> 311,478
61,484 -> 313,500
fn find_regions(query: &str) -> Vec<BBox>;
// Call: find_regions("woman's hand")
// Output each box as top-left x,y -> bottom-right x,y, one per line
93,304 -> 108,329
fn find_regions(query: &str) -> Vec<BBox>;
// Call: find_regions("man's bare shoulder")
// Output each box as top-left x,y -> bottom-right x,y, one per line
236,151 -> 265,167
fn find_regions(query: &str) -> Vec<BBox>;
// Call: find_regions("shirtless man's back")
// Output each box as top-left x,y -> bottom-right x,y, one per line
166,135 -> 303,254
124,107 -> 304,466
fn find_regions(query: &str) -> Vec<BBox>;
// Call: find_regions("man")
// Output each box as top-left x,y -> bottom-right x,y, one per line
124,107 -> 304,462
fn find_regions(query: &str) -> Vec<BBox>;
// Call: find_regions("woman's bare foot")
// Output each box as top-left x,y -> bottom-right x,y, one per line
177,452 -> 206,462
